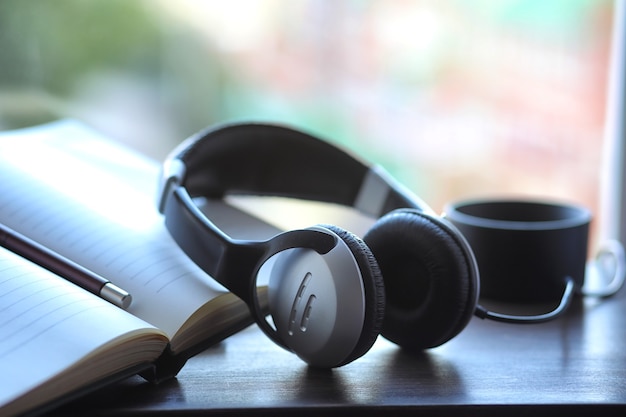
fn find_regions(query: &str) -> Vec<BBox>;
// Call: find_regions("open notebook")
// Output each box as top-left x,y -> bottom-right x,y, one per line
0,120 -> 260,416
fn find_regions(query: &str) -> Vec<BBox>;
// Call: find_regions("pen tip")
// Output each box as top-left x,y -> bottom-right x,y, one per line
100,282 -> 133,309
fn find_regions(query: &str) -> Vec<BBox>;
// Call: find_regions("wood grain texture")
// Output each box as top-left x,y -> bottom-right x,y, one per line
53,289 -> 626,416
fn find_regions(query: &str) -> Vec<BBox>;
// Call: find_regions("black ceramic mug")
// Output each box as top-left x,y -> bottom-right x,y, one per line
444,199 -> 591,303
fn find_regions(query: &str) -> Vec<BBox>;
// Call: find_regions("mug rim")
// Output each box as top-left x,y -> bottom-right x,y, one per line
444,198 -> 592,231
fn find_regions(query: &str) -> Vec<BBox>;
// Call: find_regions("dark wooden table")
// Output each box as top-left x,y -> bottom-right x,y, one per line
51,288 -> 626,416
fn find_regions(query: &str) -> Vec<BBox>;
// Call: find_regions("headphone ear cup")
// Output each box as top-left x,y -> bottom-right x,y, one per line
363,210 -> 479,351
321,224 -> 385,366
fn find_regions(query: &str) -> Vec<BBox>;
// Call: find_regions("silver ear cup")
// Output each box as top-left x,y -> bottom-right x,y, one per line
267,228 -> 368,368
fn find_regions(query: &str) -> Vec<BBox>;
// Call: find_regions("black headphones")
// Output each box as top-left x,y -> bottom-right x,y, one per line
157,122 -> 574,368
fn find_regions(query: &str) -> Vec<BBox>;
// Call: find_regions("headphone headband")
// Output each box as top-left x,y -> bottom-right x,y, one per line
157,122 -> 432,218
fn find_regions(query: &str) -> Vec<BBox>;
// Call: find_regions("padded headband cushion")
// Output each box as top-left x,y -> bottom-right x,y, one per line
175,123 -> 370,207
363,209 -> 479,350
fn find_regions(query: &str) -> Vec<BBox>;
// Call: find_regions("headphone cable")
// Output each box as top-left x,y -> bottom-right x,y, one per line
474,277 -> 575,324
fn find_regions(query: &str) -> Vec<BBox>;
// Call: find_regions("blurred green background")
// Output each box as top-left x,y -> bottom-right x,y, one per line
0,0 -> 615,242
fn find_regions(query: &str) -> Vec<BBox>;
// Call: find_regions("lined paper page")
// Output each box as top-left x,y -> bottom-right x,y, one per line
0,246 -> 161,408
0,121 -> 236,340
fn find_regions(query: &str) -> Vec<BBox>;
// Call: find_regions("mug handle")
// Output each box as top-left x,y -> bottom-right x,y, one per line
581,239 -> 626,298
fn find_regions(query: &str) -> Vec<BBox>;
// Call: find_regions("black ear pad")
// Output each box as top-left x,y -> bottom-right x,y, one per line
362,210 -> 479,350
321,224 -> 386,366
